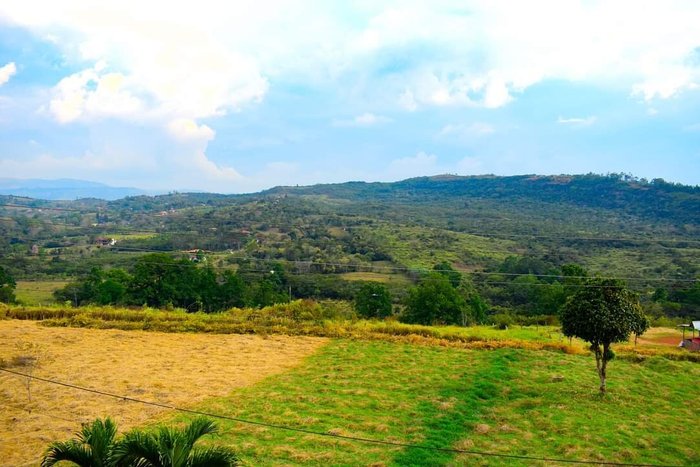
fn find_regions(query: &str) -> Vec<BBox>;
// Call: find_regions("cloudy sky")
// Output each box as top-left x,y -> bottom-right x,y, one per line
0,1 -> 699,193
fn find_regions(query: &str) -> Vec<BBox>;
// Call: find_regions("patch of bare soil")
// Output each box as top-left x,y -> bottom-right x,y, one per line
0,319 -> 327,466
635,327 -> 684,347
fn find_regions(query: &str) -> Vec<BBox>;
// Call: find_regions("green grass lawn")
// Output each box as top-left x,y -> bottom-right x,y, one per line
14,280 -> 68,305
169,340 -> 698,466
340,271 -> 412,285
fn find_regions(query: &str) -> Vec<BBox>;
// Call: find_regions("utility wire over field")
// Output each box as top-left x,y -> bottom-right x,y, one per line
0,368 -> 682,467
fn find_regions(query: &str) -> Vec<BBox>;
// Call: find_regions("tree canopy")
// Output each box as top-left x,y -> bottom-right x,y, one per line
403,273 -> 467,325
0,266 -> 16,303
354,282 -> 392,319
561,278 -> 647,393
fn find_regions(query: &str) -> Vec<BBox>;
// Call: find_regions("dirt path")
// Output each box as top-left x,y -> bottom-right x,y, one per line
0,320 -> 327,467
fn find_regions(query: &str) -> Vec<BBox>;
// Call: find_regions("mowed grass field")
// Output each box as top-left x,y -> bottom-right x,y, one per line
1,316 -> 698,466
14,281 -> 69,306
0,320 -> 326,467
177,341 -> 698,466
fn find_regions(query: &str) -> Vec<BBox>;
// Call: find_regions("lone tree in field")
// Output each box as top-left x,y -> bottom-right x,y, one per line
561,278 -> 646,394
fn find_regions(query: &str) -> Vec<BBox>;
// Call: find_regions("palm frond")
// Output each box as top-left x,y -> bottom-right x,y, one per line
187,446 -> 240,467
182,418 -> 218,449
111,430 -> 161,467
81,418 -> 118,467
41,440 -> 93,467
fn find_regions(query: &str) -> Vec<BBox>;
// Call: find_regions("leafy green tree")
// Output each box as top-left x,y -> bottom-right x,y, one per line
128,254 -> 201,310
214,270 -> 247,310
561,278 -> 646,394
53,282 -> 84,306
247,279 -> 287,308
111,417 -> 239,467
42,417 -> 117,467
631,312 -> 651,346
433,261 -> 462,288
82,268 -> 131,306
468,294 -> 488,324
0,266 -> 17,303
246,263 -> 289,308
403,273 -> 467,325
561,263 -> 588,286
354,282 -> 392,319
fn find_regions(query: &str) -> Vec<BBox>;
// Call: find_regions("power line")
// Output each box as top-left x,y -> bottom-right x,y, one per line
5,254 -> 698,288
101,246 -> 698,283
0,368 -> 680,467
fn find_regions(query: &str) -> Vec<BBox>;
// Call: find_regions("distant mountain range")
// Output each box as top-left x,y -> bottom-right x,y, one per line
0,178 -> 149,200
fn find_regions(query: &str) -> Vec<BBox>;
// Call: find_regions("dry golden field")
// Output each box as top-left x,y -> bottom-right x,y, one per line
0,320 -> 327,467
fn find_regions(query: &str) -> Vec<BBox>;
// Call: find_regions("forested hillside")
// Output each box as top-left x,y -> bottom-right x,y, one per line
1,173 -> 698,320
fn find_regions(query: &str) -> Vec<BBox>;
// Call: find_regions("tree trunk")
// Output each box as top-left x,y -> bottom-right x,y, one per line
598,343 -> 609,394
593,344 -> 606,394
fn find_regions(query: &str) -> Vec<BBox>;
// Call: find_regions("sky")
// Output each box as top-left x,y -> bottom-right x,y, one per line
0,0 -> 699,193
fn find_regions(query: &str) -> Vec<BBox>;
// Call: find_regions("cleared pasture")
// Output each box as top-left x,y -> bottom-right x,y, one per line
0,320 -> 326,467
14,280 -> 68,306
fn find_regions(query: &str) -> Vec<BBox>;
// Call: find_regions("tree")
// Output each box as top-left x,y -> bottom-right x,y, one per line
468,294 -> 488,325
354,282 -> 392,319
111,417 -> 239,467
0,265 -> 16,303
560,278 -> 646,394
213,270 -> 247,311
433,261 -> 461,288
128,254 -> 201,309
632,312 -> 651,346
403,274 -> 466,325
42,417 -> 117,467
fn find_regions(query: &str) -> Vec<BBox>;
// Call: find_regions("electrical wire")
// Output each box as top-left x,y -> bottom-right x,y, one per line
0,368 -> 680,467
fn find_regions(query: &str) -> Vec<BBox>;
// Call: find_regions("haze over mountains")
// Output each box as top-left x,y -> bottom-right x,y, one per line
0,178 -> 150,200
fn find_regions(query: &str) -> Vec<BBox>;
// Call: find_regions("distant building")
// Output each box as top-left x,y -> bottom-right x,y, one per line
184,249 -> 207,262
95,237 -> 116,246
679,321 -> 700,351
30,244 -> 39,255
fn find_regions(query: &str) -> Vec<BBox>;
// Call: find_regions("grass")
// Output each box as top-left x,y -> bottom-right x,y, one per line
0,320 -> 326,467
340,271 -> 412,285
171,340 -> 699,466
3,302 -> 698,363
14,280 -> 69,305
2,307 -> 698,466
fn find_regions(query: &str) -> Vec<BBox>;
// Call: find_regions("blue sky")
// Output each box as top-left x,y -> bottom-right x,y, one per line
0,1 -> 699,193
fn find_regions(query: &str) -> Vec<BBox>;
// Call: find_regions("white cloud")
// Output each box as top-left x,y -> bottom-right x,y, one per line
456,156 -> 482,174
386,151 -> 439,180
333,112 -> 392,127
49,65 -> 143,123
2,1 -> 700,191
4,2 -> 700,113
557,116 -> 597,126
439,122 -> 495,139
0,62 -> 17,86
398,88 -> 417,111
167,118 -> 215,142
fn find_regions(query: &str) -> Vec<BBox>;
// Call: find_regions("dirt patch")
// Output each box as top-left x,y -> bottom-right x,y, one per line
635,327 -> 684,347
0,319 -> 327,467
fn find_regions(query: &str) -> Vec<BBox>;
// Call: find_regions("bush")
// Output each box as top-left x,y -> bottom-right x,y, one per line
491,313 -> 515,329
